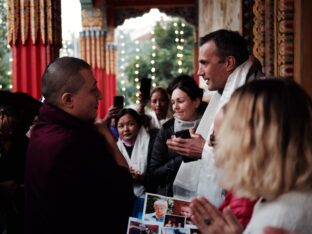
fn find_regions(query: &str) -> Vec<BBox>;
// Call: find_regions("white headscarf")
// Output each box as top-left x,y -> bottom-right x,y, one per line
117,126 -> 150,197
149,110 -> 170,129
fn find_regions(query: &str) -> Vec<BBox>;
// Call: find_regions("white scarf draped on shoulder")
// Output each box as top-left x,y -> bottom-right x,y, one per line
173,60 -> 253,205
117,126 -> 150,197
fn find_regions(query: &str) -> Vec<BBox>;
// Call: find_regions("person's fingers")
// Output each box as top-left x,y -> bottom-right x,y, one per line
263,227 -> 293,234
222,207 -> 243,233
166,137 -> 187,147
190,199 -> 211,232
196,196 -> 223,221
189,128 -> 196,136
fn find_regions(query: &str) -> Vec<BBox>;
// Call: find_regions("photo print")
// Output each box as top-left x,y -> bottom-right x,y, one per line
127,217 -> 160,234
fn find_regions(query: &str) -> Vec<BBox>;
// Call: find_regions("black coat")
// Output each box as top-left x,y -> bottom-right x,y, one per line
143,128 -> 159,193
146,118 -> 183,196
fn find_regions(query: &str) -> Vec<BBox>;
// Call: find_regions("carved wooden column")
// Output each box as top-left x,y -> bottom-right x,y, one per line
8,0 -> 62,98
105,29 -> 116,112
276,0 -> 294,78
80,8 -> 107,117
252,0 -> 294,78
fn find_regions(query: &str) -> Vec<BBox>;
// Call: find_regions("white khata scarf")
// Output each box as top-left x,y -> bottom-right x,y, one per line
117,126 -> 150,197
173,60 -> 253,204
149,110 -> 170,129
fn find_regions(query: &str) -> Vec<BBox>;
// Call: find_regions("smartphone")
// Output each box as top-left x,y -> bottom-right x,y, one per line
175,129 -> 196,162
140,78 -> 152,101
175,129 -> 191,139
113,96 -> 124,109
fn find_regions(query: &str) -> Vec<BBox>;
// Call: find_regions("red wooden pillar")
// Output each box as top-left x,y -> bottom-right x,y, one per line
8,0 -> 62,99
80,8 -> 110,118
105,42 -> 117,110
80,29 -> 107,118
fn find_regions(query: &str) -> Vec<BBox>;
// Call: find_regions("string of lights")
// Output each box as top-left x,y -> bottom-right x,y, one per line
150,27 -> 157,88
134,40 -> 141,104
174,20 -> 185,74
119,30 -> 127,94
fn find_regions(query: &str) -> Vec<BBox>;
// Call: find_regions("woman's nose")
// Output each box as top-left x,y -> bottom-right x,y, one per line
173,104 -> 178,111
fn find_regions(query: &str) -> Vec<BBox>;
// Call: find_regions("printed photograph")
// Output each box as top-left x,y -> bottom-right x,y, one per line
127,217 -> 160,234
171,199 -> 193,225
161,227 -> 190,234
190,228 -> 201,234
143,193 -> 170,224
164,214 -> 186,228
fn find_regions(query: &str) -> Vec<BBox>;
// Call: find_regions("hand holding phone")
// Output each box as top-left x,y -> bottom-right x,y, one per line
175,129 -> 191,139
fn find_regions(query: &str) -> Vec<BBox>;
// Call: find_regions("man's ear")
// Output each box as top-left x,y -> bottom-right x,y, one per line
60,93 -> 74,109
225,56 -> 237,72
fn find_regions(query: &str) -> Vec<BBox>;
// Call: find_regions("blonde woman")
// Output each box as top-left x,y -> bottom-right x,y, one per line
190,78 -> 312,234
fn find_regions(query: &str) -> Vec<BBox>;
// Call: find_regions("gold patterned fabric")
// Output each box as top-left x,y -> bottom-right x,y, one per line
30,0 -> 38,44
80,30 -> 106,69
8,0 -> 62,46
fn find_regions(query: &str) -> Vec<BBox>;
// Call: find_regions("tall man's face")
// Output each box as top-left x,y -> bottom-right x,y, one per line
197,40 -> 230,91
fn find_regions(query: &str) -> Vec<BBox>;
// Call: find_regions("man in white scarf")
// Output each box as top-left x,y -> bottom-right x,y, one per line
167,29 -> 262,206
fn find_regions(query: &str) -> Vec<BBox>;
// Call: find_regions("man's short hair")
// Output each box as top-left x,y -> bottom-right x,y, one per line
199,29 -> 249,66
41,57 -> 91,106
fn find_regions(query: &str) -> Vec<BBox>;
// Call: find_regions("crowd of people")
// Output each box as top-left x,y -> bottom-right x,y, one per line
0,29 -> 311,234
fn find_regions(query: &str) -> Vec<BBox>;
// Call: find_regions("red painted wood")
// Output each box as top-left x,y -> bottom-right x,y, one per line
11,33 -> 59,99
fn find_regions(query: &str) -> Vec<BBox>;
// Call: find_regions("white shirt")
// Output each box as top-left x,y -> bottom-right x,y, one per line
244,191 -> 312,234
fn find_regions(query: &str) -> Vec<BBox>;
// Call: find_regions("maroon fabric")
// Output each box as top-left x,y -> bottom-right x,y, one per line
25,104 -> 134,234
219,192 -> 258,229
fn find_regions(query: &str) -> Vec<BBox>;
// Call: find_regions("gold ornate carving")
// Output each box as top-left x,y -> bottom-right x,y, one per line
82,8 -> 105,29
276,0 -> 294,78
252,0 -> 265,67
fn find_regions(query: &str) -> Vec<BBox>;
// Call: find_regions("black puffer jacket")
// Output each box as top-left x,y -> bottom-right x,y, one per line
146,118 -> 183,196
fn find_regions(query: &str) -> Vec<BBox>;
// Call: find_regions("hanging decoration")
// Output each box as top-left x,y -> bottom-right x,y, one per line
174,20 -> 185,74
8,0 -> 62,46
118,29 -> 127,94
150,27 -> 157,88
135,40 -> 141,104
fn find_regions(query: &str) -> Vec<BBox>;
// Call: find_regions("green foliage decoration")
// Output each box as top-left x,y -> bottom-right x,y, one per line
0,0 -> 11,90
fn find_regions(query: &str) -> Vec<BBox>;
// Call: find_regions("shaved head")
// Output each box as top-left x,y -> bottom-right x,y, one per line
41,57 -> 91,106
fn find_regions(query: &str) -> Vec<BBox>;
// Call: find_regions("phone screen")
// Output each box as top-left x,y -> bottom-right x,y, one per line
113,96 -> 124,109
175,129 -> 191,139
140,78 -> 152,101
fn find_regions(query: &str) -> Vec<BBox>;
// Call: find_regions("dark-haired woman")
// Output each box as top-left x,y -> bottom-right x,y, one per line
115,108 -> 158,217
137,87 -> 171,129
147,75 -> 206,197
